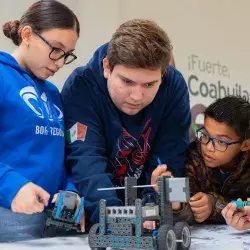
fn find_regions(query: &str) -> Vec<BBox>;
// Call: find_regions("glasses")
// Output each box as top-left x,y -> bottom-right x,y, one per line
196,127 -> 241,152
33,30 -> 77,65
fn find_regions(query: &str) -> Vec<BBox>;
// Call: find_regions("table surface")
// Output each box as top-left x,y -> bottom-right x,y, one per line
0,224 -> 249,250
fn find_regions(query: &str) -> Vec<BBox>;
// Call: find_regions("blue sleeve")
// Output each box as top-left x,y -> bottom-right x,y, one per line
63,176 -> 79,194
0,72 -> 30,208
141,71 -> 191,198
61,70 -> 122,226
0,163 -> 30,208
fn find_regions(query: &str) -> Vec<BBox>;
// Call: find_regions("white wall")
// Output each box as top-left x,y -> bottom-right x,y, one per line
1,0 -> 250,134
58,0 -> 119,87
118,0 -> 250,104
0,0 -> 119,88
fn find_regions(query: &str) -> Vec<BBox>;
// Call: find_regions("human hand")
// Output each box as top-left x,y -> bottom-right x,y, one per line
189,192 -> 214,223
222,199 -> 250,231
11,182 -> 50,214
151,164 -> 173,192
151,165 -> 181,211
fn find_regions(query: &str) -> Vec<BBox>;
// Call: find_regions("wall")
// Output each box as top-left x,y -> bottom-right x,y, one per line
118,0 -> 250,138
0,0 -> 249,137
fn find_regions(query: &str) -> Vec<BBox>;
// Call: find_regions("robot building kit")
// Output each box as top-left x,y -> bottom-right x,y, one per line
89,176 -> 191,250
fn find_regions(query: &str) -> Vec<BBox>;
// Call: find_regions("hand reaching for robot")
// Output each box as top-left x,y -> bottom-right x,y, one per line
189,192 -> 214,223
144,164 -> 182,230
151,165 -> 173,192
52,192 -> 85,232
11,182 -> 50,214
151,164 -> 181,211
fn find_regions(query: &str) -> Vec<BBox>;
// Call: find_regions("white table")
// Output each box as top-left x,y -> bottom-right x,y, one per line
0,225 -> 249,250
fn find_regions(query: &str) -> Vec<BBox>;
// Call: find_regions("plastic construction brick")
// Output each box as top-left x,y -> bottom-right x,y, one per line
44,191 -> 84,234
88,176 -> 191,250
134,199 -> 143,237
89,234 -> 154,249
99,199 -> 107,235
165,177 -> 190,202
109,223 -> 133,236
158,176 -> 173,226
231,200 -> 250,208
106,206 -> 136,218
142,204 -> 159,218
57,191 -> 76,210
117,217 -> 132,223
125,177 -> 137,206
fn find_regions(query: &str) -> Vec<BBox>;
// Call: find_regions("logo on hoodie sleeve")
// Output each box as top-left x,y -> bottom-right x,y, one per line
66,122 -> 88,144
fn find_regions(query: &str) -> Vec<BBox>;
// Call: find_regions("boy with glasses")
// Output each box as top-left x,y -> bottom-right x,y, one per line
152,96 -> 250,225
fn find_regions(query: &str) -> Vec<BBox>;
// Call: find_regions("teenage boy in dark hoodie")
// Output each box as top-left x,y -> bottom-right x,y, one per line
152,96 -> 250,225
61,19 -> 191,229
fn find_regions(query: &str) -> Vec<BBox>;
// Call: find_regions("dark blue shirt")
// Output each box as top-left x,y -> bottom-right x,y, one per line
61,43 -> 191,227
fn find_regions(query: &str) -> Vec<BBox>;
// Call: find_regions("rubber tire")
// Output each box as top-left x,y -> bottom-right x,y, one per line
158,224 -> 177,250
174,222 -> 191,250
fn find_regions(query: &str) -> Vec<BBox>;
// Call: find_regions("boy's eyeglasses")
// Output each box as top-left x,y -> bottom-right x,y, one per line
196,127 -> 241,152
33,30 -> 77,65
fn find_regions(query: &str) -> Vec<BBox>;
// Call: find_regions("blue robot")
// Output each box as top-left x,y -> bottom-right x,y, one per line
44,191 -> 84,233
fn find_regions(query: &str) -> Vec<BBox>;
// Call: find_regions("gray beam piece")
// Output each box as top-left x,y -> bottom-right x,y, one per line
125,177 -> 137,206
158,176 -> 173,226
165,177 -> 190,202
99,199 -> 106,235
135,199 -> 142,237
106,206 -> 136,218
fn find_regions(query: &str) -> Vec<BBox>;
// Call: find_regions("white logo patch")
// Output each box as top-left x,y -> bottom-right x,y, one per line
20,86 -> 63,121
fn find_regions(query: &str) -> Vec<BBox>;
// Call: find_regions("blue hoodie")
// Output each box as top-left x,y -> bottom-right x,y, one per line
61,43 -> 191,227
0,52 -> 77,209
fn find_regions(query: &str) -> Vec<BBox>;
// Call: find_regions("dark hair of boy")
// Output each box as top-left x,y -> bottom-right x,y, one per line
204,95 -> 250,141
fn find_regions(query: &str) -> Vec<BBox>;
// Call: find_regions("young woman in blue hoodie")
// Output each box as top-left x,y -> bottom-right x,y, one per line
0,0 -> 84,242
